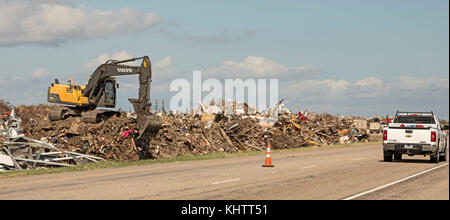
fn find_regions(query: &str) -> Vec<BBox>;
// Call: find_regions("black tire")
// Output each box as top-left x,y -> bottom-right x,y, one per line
430,147 -> 439,164
384,151 -> 393,162
394,153 -> 402,161
439,146 -> 447,162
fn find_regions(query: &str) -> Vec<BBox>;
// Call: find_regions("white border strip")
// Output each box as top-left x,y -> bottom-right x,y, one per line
302,165 -> 318,169
343,163 -> 449,200
212,178 -> 241,185
352,158 -> 364,161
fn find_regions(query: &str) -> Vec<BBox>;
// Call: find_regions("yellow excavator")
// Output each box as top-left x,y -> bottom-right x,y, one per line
47,56 -> 161,141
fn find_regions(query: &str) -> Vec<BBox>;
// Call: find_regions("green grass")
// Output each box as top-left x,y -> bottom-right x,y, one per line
0,140 -> 381,178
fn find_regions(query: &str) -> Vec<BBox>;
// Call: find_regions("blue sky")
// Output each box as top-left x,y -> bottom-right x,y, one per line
0,0 -> 448,118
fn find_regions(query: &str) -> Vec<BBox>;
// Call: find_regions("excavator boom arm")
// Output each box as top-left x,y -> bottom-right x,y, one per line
83,56 -> 152,114
84,55 -> 160,141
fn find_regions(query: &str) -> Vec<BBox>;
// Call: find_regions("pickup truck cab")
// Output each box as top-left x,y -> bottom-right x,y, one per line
383,111 -> 448,163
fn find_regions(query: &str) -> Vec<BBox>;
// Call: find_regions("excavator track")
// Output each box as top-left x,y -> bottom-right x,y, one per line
81,110 -> 101,123
48,107 -> 82,121
81,110 -> 120,124
49,107 -> 120,124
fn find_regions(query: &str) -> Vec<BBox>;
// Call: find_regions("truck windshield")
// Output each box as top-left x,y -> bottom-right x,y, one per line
394,116 -> 435,124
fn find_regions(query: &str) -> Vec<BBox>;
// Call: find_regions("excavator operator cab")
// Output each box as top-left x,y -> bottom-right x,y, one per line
90,77 -> 118,108
67,80 -> 73,88
103,79 -> 116,106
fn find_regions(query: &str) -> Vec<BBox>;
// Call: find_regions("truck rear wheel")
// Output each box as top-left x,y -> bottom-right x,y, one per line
439,146 -> 447,162
384,151 -> 393,162
430,148 -> 439,164
394,153 -> 402,161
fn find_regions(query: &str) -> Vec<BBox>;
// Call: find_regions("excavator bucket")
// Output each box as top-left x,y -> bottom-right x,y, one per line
129,98 -> 162,141
137,115 -> 162,140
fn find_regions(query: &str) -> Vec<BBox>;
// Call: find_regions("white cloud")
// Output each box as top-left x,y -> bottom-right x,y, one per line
283,75 -> 450,103
83,52 -> 175,75
153,54 -> 172,70
280,75 -> 449,117
204,56 -> 324,79
355,76 -> 383,87
0,0 -> 161,46
282,79 -> 350,102
31,67 -> 51,79
395,76 -> 449,90
152,54 -> 180,80
82,50 -> 135,72
352,76 -> 387,98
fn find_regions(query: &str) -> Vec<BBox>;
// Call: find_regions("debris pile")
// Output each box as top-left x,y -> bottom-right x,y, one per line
17,113 -> 143,161
149,114 -> 267,159
1,107 -> 103,171
274,113 -> 369,148
148,110 -> 370,158
1,101 -> 373,170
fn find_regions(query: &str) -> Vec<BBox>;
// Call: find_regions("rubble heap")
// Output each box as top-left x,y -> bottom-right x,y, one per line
1,102 -> 372,170
150,115 -> 267,159
1,105 -> 102,171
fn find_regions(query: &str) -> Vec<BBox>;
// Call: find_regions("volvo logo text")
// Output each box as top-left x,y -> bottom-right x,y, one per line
117,68 -> 133,73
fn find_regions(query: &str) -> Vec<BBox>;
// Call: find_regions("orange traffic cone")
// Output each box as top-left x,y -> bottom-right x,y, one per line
262,142 -> 274,167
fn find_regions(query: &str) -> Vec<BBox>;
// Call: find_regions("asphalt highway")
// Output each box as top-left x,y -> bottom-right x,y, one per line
0,143 -> 448,200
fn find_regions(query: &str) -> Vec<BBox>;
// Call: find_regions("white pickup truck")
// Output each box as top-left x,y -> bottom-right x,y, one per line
383,111 -> 448,163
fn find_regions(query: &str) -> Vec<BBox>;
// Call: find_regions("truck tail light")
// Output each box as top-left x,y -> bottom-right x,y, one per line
431,131 -> 437,142
383,130 -> 387,141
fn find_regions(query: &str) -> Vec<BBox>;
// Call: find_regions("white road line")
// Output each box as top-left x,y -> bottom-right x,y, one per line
352,158 -> 364,161
212,178 -> 241,185
343,163 -> 449,200
302,165 -> 318,169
